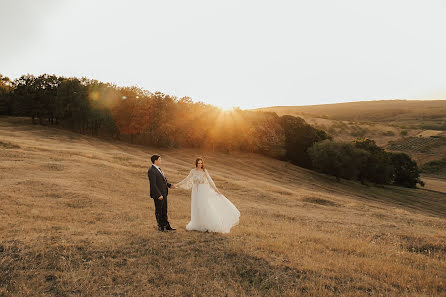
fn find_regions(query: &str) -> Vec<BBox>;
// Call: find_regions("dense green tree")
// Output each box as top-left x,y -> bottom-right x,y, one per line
10,74 -> 37,118
0,75 -> 12,114
244,111 -> 286,158
279,115 -> 331,168
56,78 -> 90,132
389,152 -> 424,188
352,138 -> 394,184
309,138 -> 424,188
308,140 -> 369,181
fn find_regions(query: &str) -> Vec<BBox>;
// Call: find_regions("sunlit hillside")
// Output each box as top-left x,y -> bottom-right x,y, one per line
254,100 -> 446,127
254,100 -> 446,169
1,116 -> 445,296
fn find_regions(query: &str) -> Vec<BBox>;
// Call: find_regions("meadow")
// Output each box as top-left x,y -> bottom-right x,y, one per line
254,100 -> 446,129
1,116 -> 445,296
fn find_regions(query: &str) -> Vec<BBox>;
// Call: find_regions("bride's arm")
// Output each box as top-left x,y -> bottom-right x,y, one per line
204,169 -> 222,195
175,169 -> 193,190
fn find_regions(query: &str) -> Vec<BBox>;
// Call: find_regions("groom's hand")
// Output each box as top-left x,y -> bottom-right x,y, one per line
158,195 -> 163,200
171,185 -> 176,189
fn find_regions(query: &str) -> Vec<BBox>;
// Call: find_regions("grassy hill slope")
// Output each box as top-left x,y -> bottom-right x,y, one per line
254,100 -> 446,170
1,116 -> 445,296
253,100 -> 446,126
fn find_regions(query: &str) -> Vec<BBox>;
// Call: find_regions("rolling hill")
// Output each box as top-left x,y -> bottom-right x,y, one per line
253,100 -> 446,126
254,100 -> 446,170
1,116 -> 445,296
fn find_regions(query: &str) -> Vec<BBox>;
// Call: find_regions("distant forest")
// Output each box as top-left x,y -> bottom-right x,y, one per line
0,73 -> 423,188
0,73 -> 329,165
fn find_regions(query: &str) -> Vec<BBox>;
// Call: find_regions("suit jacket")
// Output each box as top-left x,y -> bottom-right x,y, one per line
148,165 -> 171,199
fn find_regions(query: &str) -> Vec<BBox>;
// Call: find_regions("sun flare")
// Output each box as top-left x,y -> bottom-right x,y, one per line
220,105 -> 235,112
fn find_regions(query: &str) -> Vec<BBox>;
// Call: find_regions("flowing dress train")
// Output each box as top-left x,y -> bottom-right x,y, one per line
176,168 -> 240,233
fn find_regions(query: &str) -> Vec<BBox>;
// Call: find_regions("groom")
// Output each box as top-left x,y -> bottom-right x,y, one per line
148,154 -> 176,232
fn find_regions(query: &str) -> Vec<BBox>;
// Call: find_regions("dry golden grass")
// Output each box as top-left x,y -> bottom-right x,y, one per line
1,116 -> 445,297
416,130 -> 446,138
302,117 -> 407,146
253,100 -> 446,126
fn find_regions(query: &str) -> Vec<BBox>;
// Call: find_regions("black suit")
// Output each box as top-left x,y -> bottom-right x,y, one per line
148,165 -> 172,228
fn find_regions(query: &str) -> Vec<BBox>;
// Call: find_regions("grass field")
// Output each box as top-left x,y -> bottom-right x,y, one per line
1,116 -> 445,296
253,100 -> 446,128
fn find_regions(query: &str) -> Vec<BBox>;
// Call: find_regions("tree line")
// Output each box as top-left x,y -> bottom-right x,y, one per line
309,138 -> 424,188
0,73 -> 423,188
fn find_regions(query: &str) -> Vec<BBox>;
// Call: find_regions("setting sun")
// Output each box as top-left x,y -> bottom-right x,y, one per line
220,106 -> 235,112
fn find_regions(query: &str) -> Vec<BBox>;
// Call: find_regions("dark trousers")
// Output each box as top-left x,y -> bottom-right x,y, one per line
153,195 -> 169,228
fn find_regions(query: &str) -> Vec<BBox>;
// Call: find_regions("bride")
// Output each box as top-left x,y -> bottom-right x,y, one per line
175,158 -> 240,233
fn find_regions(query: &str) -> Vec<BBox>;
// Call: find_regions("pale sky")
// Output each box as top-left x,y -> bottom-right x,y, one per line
1,0 -> 445,109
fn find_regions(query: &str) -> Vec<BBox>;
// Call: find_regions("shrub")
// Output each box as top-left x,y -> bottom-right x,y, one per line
308,140 -> 369,181
350,126 -> 369,137
421,158 -> 446,175
382,130 -> 395,136
389,152 -> 424,188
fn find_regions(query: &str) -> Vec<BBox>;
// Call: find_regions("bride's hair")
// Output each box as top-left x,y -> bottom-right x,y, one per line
195,157 -> 205,169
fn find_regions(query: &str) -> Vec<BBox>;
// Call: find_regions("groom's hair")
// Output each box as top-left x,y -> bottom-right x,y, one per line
151,154 -> 160,164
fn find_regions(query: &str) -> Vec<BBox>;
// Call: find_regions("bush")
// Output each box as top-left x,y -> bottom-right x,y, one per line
389,152 -> 424,188
421,158 -> 446,175
308,140 -> 369,181
382,130 -> 395,136
350,126 -> 369,137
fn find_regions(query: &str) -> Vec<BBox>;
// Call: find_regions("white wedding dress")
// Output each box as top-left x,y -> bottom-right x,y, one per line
175,168 -> 240,233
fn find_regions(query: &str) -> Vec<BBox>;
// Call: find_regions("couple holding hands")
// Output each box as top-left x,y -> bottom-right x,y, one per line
147,154 -> 240,233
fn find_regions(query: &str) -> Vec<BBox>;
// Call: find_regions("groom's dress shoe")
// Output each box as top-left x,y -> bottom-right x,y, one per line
158,226 -> 165,232
165,226 -> 176,231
